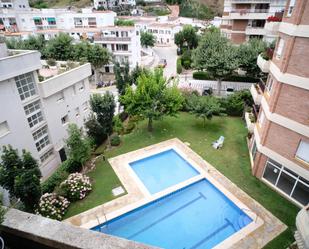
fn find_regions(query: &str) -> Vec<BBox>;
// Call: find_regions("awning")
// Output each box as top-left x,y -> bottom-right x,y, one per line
33,17 -> 41,21
47,17 -> 56,22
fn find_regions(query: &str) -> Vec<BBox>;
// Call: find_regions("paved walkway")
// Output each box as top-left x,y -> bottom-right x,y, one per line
167,5 -> 179,17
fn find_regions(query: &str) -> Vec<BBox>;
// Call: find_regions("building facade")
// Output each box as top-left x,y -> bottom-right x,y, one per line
221,0 -> 287,44
249,0 -> 309,207
93,0 -> 136,10
0,44 -> 91,178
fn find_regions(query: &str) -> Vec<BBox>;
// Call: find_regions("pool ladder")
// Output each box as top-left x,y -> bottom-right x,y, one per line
95,206 -> 108,232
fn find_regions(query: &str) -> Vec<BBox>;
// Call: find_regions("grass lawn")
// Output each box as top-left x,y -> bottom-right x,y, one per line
65,112 -> 299,248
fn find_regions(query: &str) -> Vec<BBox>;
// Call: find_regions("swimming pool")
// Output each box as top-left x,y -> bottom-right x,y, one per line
129,149 -> 200,194
92,179 -> 252,249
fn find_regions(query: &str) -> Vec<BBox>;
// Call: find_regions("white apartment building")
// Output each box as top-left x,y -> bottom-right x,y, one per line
220,0 -> 287,44
93,0 -> 136,10
0,43 -> 91,178
94,25 -> 141,71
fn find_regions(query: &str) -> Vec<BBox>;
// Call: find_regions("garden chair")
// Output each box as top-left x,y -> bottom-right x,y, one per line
212,136 -> 225,149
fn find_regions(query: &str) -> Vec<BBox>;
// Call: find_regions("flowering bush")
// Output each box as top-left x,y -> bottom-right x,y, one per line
60,173 -> 92,201
37,193 -> 70,220
267,15 -> 282,22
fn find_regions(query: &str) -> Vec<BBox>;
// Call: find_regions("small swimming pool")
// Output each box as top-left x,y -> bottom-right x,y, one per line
92,179 -> 252,249
129,149 -> 200,194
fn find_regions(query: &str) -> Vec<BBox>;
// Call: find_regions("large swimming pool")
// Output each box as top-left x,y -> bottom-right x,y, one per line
92,179 -> 252,249
129,149 -> 200,194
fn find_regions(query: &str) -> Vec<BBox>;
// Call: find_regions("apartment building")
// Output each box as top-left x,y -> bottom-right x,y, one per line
0,1 -> 116,40
0,43 -> 91,178
93,25 -> 141,71
249,0 -> 309,207
220,0 -> 287,44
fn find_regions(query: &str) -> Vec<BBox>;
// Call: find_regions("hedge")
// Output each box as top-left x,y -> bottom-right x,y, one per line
177,58 -> 182,74
192,71 -> 258,83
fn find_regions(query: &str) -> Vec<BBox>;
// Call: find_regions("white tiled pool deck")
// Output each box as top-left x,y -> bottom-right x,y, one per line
65,138 -> 287,249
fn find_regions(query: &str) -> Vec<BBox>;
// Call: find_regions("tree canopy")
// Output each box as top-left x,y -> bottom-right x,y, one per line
192,30 -> 238,95
120,69 -> 183,131
140,31 -> 156,48
174,25 -> 199,50
44,33 -> 74,61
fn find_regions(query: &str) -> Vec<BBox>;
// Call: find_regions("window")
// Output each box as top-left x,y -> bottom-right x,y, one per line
78,82 -> 84,92
266,77 -> 274,94
35,135 -> 50,152
27,111 -> 44,128
32,125 -> 48,141
287,0 -> 295,17
276,38 -> 285,59
24,100 -> 40,115
0,121 -> 10,137
47,17 -> 56,25
15,73 -> 37,101
33,17 -> 42,25
258,111 -> 265,126
251,141 -> 257,160
295,140 -> 309,164
75,107 -> 80,117
61,115 -> 69,125
40,148 -> 54,163
82,101 -> 88,112
263,159 -> 309,206
121,31 -> 128,37
116,44 -> 128,51
159,30 -> 164,34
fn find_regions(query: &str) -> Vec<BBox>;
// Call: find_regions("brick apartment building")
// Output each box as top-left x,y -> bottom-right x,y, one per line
249,0 -> 309,207
221,0 -> 287,44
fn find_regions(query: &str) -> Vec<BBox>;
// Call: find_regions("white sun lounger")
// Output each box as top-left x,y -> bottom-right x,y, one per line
212,136 -> 225,149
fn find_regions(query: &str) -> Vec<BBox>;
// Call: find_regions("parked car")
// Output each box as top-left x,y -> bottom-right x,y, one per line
202,87 -> 213,96
158,59 -> 167,68
226,87 -> 235,95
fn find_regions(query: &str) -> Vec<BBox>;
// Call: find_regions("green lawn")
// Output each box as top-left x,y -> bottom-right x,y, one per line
65,112 -> 299,248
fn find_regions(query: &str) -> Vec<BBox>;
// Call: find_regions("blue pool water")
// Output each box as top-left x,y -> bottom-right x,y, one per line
129,149 -> 199,194
92,180 -> 252,249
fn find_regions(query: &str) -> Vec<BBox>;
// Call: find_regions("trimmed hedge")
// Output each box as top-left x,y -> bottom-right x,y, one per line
110,135 -> 121,146
192,71 -> 258,83
177,58 -> 182,74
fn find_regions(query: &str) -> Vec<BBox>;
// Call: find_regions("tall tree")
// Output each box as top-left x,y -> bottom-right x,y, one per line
193,31 -> 238,95
13,151 -> 42,212
73,41 -> 91,63
191,96 -> 224,126
85,113 -> 107,146
114,61 -> 130,96
87,44 -> 111,84
237,38 -> 267,78
66,124 -> 91,168
0,146 -> 23,195
44,33 -> 74,61
174,25 -> 198,50
121,69 -> 183,131
140,31 -> 156,48
90,92 -> 116,137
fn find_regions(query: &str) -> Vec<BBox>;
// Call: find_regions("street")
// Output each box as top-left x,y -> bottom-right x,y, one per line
152,45 -> 177,78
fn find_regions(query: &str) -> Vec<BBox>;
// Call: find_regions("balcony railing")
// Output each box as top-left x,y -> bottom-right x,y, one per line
259,78 -> 266,92
231,9 -> 270,13
229,0 -> 270,2
94,36 -> 131,42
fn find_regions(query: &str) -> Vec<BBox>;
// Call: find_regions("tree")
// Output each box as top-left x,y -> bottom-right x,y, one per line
192,31 -> 238,95
13,151 -> 41,212
0,146 -> 23,195
191,96 -> 224,126
114,61 -> 130,96
174,25 -> 198,51
66,124 -> 91,168
237,38 -> 267,78
44,33 -> 74,61
121,69 -> 184,131
90,92 -> 116,137
140,31 -> 156,48
73,41 -> 91,63
87,44 -> 111,84
130,64 -> 148,85
85,113 -> 107,146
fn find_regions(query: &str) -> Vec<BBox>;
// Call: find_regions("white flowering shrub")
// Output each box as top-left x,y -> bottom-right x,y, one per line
60,173 -> 92,201
37,193 -> 70,220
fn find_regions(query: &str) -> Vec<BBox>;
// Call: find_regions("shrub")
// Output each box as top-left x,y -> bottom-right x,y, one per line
119,112 -> 129,122
182,60 -> 191,69
220,90 -> 253,116
60,173 -> 92,201
114,19 -> 135,26
123,121 -> 135,134
46,58 -> 56,66
113,115 -> 124,134
177,58 -> 182,74
41,161 -> 70,194
110,135 -> 121,146
223,75 -> 258,83
36,193 -> 70,220
193,71 -> 213,80
64,158 -> 82,173
181,50 -> 191,69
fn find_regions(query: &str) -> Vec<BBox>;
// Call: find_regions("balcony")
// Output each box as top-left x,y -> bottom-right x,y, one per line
257,54 -> 270,73
264,21 -> 280,38
250,81 -> 264,105
228,0 -> 271,2
94,36 -> 131,42
245,111 -> 256,133
230,9 -> 271,19
245,26 -> 265,35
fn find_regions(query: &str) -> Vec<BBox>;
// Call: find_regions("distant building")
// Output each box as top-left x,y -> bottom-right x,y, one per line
93,25 -> 141,71
93,0 -> 136,10
220,0 -> 287,44
249,0 -> 309,207
0,43 -> 91,178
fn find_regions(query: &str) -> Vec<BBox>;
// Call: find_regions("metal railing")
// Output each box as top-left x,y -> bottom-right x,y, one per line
231,8 -> 270,13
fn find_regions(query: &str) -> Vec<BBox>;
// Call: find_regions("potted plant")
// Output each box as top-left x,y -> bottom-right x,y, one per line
46,59 -> 57,70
